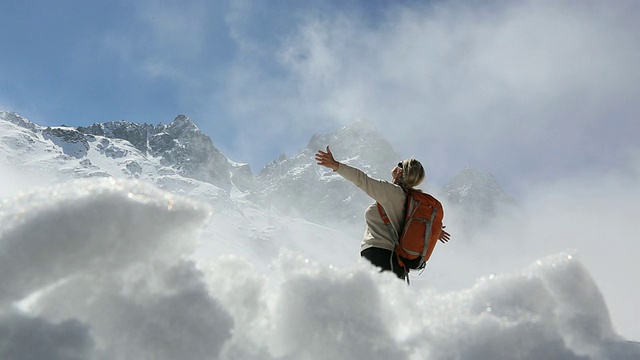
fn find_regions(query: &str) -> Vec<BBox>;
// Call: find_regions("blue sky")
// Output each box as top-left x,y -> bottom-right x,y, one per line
2,0 -> 639,193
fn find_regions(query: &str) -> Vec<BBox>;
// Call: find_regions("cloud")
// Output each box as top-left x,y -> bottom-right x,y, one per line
0,312 -> 93,360
219,0 -> 640,186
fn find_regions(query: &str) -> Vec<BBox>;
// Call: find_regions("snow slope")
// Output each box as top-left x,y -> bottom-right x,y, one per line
0,112 -> 232,205
0,178 -> 638,359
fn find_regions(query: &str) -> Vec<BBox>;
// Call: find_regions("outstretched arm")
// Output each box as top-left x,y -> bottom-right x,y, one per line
315,146 -> 340,171
316,145 -> 401,203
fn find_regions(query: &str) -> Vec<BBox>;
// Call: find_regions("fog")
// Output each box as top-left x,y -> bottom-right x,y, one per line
218,0 -> 640,195
424,148 -> 640,340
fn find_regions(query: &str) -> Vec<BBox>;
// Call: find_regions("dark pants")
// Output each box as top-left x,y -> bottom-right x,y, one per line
361,247 -> 406,279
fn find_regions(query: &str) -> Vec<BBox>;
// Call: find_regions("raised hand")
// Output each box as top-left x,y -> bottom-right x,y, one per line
315,146 -> 340,171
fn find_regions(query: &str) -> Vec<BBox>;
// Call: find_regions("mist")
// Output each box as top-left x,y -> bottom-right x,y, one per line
0,167 -> 57,211
423,148 -> 640,340
218,0 -> 640,194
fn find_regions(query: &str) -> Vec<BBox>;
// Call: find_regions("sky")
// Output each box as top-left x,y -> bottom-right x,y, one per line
2,0 -> 639,194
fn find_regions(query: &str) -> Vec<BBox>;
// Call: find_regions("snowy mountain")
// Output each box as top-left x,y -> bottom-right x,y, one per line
1,110 -> 521,262
76,115 -> 254,192
0,111 -> 253,205
254,120 -> 517,234
1,111 -> 515,230
0,110 -> 362,267
443,167 -> 518,234
254,119 -> 400,226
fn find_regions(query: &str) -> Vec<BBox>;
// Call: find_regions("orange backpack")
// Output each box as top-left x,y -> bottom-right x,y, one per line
377,190 -> 444,273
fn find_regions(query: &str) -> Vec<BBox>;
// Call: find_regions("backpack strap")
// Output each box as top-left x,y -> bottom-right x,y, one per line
376,201 -> 409,282
421,206 -> 438,260
376,202 -> 399,245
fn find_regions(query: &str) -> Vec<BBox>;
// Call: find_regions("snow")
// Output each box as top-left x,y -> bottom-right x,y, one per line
42,127 -> 89,159
1,177 -> 638,359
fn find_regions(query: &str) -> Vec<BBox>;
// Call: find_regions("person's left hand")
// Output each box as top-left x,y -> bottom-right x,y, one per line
439,226 -> 451,243
315,146 -> 340,171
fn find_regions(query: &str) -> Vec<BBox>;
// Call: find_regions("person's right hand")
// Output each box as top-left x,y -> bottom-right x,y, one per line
315,146 -> 340,171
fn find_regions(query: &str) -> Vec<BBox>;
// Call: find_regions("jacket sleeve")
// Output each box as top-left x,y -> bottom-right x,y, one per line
335,162 -> 402,203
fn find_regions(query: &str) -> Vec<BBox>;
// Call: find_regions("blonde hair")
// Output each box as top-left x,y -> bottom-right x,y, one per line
399,158 -> 425,189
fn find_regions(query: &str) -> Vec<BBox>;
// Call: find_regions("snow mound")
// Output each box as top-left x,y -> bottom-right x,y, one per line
203,252 -> 640,360
0,178 -> 209,306
0,179 -> 638,360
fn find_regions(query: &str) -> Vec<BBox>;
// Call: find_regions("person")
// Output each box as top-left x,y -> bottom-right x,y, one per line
315,146 -> 450,279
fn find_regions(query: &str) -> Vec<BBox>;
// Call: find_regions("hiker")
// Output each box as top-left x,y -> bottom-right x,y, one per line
315,146 -> 450,279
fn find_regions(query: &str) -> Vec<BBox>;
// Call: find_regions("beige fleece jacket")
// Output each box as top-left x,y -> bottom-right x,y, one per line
336,162 -> 406,252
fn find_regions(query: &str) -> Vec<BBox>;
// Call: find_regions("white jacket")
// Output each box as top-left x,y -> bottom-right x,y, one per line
336,163 -> 406,252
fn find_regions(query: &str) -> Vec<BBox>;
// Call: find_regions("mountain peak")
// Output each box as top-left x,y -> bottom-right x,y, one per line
447,167 -> 499,190
344,118 -> 377,133
443,167 -> 517,233
167,115 -> 199,135
444,167 -> 511,202
0,111 -> 38,131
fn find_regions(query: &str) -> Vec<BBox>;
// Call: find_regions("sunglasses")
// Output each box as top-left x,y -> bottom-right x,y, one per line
397,162 -> 403,168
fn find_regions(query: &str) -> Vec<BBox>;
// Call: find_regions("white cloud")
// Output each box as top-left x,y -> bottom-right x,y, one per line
219,0 -> 640,187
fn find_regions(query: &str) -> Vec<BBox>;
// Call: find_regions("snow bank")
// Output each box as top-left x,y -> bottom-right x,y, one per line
0,178 -> 638,359
204,251 -> 640,360
0,178 -> 208,307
